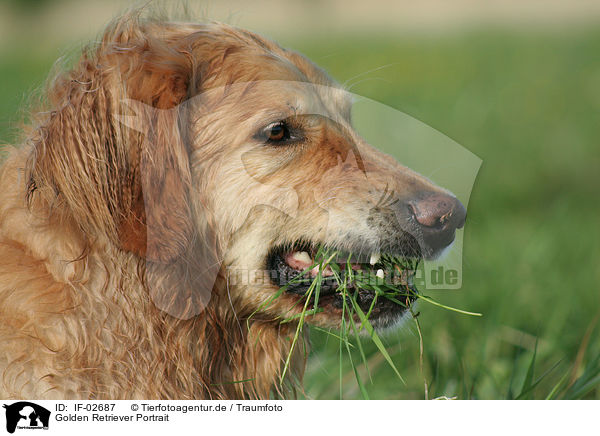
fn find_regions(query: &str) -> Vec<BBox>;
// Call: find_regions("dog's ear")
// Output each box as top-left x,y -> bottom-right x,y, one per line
106,24 -> 198,264
27,20 -> 197,264
116,53 -> 195,264
25,18 -> 221,317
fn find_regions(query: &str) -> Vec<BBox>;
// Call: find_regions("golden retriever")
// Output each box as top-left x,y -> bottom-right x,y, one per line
0,13 -> 466,399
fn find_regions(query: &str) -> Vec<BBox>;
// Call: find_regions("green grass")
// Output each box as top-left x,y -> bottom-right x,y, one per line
250,247 -> 423,399
291,28 -> 600,399
2,27 -> 599,399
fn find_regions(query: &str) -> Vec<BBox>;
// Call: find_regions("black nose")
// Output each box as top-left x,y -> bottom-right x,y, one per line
408,193 -> 466,255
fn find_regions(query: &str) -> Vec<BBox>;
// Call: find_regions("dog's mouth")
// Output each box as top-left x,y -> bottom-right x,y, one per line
266,242 -> 420,326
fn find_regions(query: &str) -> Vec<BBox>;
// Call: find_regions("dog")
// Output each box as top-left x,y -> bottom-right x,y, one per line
0,13 -> 466,399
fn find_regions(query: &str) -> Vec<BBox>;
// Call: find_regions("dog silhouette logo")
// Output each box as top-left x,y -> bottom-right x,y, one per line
2,402 -> 50,433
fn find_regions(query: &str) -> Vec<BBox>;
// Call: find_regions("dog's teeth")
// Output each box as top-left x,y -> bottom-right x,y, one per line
292,251 -> 312,265
376,269 -> 384,279
369,253 -> 381,265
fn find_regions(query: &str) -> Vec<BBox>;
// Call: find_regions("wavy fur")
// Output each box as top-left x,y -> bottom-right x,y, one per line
0,13 -> 308,400
0,10 -> 451,400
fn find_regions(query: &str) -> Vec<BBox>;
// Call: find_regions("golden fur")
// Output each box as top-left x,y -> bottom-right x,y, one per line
0,13 -> 449,399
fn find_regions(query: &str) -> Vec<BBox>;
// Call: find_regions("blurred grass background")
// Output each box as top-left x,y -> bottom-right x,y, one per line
1,0 -> 599,399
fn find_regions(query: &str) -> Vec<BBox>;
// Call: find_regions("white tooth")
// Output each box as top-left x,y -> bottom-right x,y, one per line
376,269 -> 384,279
369,253 -> 381,265
292,251 -> 312,265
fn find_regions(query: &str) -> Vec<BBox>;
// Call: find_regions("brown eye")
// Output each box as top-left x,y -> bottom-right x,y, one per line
265,121 -> 290,143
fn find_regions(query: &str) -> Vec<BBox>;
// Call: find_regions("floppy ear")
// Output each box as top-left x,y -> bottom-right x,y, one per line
117,69 -> 194,264
27,20 -> 196,264
26,19 -> 221,317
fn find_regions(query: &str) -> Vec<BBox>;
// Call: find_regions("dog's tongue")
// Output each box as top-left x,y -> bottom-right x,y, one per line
284,251 -> 334,277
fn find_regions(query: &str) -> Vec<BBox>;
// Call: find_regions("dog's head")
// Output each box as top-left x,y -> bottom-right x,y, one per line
28,18 -> 465,329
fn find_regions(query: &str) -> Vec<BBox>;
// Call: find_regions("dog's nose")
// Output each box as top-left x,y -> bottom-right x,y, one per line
408,193 -> 466,253
410,193 -> 466,229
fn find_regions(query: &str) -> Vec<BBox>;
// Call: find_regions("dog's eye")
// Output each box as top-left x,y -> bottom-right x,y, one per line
263,121 -> 291,143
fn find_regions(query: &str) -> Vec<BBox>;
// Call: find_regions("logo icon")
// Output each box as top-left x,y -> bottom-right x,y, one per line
2,402 -> 50,434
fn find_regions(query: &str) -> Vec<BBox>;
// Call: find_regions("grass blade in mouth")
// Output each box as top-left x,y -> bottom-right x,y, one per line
260,244 -> 481,398
273,246 -> 417,396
